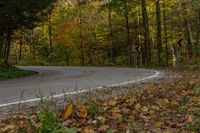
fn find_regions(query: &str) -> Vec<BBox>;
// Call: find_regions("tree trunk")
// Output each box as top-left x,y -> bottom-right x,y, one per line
180,2 -> 192,63
134,5 -> 141,68
196,9 -> 200,47
0,33 -> 4,59
77,0 -> 85,66
183,17 -> 192,63
30,30 -> 35,60
84,28 -> 93,65
162,2 -> 168,66
92,28 -> 98,64
108,0 -> 113,63
156,0 -> 162,67
141,0 -> 150,67
124,0 -> 131,66
196,9 -> 200,56
19,28 -> 23,62
4,25 -> 11,64
48,13 -> 53,61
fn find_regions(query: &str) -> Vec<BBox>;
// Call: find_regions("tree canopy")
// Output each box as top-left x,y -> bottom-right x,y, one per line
0,0 -> 200,68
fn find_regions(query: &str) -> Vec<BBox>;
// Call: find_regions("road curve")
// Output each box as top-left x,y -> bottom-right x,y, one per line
0,66 -> 160,106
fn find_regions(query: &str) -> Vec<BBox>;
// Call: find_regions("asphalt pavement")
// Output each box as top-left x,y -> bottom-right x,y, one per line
0,66 -> 161,107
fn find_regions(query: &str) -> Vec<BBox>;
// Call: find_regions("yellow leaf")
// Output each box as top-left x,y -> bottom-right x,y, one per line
1,125 -> 15,132
63,104 -> 73,119
171,100 -> 179,108
125,99 -> 135,105
108,99 -> 117,107
155,122 -> 162,128
158,98 -> 169,107
77,104 -> 88,118
163,98 -> 169,104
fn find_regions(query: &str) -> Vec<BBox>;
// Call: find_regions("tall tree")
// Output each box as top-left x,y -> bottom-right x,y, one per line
156,0 -> 162,66
77,0 -> 85,66
162,1 -> 169,66
108,0 -> 113,63
141,0 -> 150,67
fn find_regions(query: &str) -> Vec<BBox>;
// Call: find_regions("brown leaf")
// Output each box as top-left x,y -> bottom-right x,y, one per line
111,113 -> 122,120
99,125 -> 110,132
83,127 -> 95,133
135,103 -> 142,110
186,115 -> 194,123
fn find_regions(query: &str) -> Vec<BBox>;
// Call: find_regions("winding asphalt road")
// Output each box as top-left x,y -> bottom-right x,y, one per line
0,66 -> 160,107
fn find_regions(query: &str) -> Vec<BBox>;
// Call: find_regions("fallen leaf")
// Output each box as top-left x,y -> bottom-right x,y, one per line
186,115 -> 194,123
135,103 -> 142,110
125,99 -> 135,105
111,113 -> 122,120
108,99 -> 117,107
77,104 -> 88,118
142,106 -> 149,112
83,127 -> 95,133
1,125 -> 15,132
63,104 -> 73,119
155,122 -> 162,128
96,116 -> 106,123
99,125 -> 110,132
171,100 -> 179,108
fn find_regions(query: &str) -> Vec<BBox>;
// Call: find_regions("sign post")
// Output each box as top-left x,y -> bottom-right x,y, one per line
172,39 -> 184,70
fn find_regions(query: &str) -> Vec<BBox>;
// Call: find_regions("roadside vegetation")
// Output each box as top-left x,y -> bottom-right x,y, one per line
0,63 -> 36,80
0,71 -> 199,133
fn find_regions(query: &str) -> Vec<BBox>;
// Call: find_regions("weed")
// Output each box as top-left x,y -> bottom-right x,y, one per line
87,99 -> 101,118
187,118 -> 200,132
192,109 -> 200,117
179,106 -> 188,114
27,107 -> 77,133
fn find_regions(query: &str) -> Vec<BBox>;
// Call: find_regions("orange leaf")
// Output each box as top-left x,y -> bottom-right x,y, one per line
63,104 -> 73,119
77,104 -> 88,118
108,99 -> 117,107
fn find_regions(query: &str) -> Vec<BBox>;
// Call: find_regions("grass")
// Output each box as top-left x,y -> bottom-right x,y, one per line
0,64 -> 36,80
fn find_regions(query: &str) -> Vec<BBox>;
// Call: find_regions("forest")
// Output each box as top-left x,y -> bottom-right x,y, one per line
0,0 -> 200,68
1,1 -> 200,132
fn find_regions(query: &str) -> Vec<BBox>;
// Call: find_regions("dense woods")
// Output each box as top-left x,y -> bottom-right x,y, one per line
0,0 -> 200,68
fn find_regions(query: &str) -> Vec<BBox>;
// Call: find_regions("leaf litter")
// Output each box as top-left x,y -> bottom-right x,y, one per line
0,72 -> 200,133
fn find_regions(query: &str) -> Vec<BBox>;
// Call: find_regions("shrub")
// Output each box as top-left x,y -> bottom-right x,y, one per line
115,55 -> 129,66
